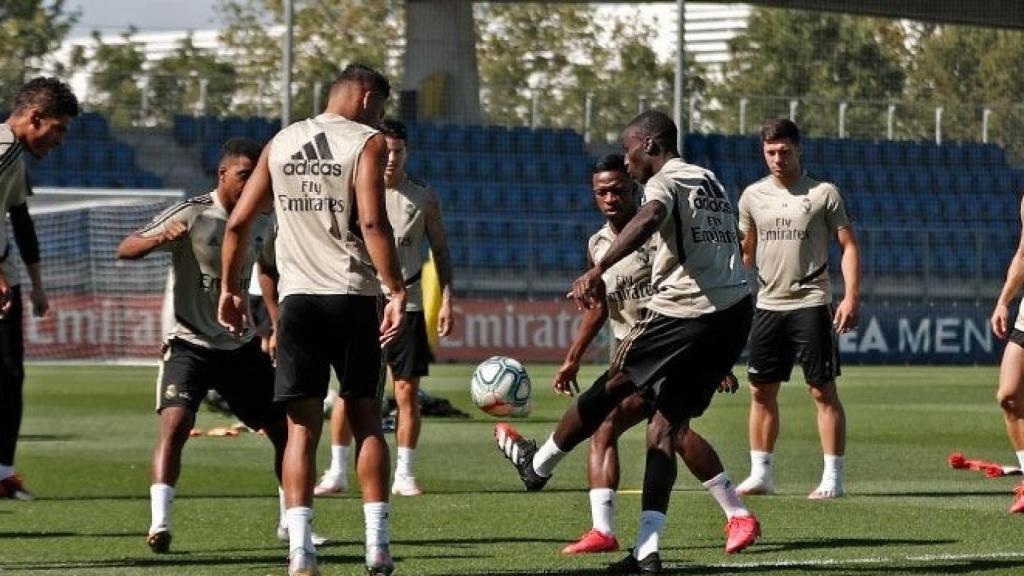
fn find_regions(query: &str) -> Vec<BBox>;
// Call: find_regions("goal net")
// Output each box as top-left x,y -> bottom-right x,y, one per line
22,188 -> 184,362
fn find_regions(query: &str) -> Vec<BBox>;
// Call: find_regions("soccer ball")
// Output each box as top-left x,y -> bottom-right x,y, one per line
470,356 -> 532,418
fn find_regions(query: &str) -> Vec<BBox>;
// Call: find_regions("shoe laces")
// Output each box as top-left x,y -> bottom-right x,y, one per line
1014,484 -> 1024,498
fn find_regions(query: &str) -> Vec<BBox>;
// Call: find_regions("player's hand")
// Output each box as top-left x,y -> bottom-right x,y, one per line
717,371 -> 739,394
29,286 -> 48,317
380,292 -> 407,346
570,267 -> 604,310
437,299 -> 453,337
992,303 -> 1011,339
160,220 -> 188,244
0,273 -> 12,317
217,290 -> 249,336
832,296 -> 858,334
553,360 -> 581,397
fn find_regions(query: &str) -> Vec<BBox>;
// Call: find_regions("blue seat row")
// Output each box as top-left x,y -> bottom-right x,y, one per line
406,153 -> 591,185
407,123 -> 586,156
174,115 -> 280,148
31,169 -> 162,189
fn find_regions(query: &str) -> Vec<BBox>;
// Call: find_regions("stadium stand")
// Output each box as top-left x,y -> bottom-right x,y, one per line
9,112 -> 165,189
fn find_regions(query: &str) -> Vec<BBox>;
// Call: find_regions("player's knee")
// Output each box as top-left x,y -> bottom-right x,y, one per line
750,384 -> 778,406
997,391 -> 1022,417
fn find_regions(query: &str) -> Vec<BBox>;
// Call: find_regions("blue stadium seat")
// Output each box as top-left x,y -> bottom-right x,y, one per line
684,133 -> 708,166
941,143 -> 964,167
847,171 -> 868,196
983,143 -> 1006,166
965,143 -> 986,167
840,140 -> 863,167
820,139 -> 841,165
447,125 -> 468,152
879,141 -> 901,166
862,141 -> 881,166
903,141 -> 924,166
566,155 -> 589,183
932,171 -> 954,194
706,134 -> 727,163
866,171 -> 890,195
910,170 -> 933,195
510,127 -> 534,153
174,115 -> 198,146
923,144 -> 942,166
954,173 -> 976,194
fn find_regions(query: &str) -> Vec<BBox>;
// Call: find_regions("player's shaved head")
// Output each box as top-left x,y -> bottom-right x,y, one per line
219,137 -> 262,168
330,63 -> 391,100
624,111 -> 678,155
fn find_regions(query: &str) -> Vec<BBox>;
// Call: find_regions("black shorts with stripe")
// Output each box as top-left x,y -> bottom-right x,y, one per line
157,337 -> 283,430
1010,329 -> 1024,348
614,295 -> 753,425
384,310 -> 433,380
274,294 -> 385,402
747,305 -> 840,386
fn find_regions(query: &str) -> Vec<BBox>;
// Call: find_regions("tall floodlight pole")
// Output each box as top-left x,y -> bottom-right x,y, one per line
674,0 -> 686,154
281,0 -> 294,126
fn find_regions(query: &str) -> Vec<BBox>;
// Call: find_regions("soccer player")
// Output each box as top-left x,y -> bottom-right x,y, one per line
495,111 -> 753,573
316,118 -> 454,498
118,137 -> 291,554
989,196 -> 1024,514
0,77 -> 74,501
547,153 -> 758,556
734,119 -> 859,500
219,64 -> 406,576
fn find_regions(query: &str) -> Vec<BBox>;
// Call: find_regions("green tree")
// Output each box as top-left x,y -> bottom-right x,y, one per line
145,34 -> 238,124
474,4 -> 701,139
713,8 -> 907,138
215,0 -> 403,121
905,26 -> 1024,155
87,29 -> 145,128
0,0 -> 79,105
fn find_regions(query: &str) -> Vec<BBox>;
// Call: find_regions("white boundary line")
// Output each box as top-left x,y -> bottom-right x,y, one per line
705,551 -> 1024,569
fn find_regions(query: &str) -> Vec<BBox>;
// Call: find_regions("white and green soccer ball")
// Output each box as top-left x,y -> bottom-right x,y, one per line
470,356 -> 532,418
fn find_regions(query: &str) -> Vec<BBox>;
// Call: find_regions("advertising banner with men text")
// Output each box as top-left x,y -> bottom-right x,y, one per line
23,296 -> 1006,365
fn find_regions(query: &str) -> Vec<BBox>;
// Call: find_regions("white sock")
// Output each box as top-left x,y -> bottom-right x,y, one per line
822,454 -> 844,484
532,435 -> 567,477
396,447 -> 416,478
149,483 -> 174,533
364,502 -> 391,564
329,444 -> 350,476
634,510 -> 666,560
285,506 -> 315,555
0,464 -> 13,480
1016,451 -> 1024,471
278,487 -> 287,528
750,450 -> 773,478
703,472 -> 749,519
589,488 -> 616,535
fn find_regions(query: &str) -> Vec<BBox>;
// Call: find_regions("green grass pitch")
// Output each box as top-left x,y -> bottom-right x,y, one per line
3,364 -> 1024,575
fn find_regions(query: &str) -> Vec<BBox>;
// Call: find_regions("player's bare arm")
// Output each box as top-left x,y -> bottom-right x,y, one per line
992,199 -> 1024,339
116,220 -> 187,260
556,264 -> 608,397
572,199 -> 666,309
219,144 -> 273,335
740,222 -> 758,269
356,133 -> 407,345
257,261 -> 280,360
833,226 -> 861,334
424,188 -> 455,336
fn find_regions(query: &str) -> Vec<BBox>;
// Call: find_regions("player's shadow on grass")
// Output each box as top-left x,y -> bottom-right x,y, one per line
859,490 -> 1007,498
39,493 -> 280,502
18,434 -> 77,441
745,536 -> 957,554
395,536 -> 569,548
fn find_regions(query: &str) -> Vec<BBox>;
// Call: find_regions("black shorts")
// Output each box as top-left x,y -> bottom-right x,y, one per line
384,311 -> 433,380
1010,329 -> 1024,348
157,337 -> 283,430
747,305 -> 840,386
614,296 -> 753,425
275,294 -> 385,402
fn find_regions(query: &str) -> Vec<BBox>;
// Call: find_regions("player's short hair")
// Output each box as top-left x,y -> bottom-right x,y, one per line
12,77 -> 80,118
380,118 -> 407,142
625,110 -> 678,154
761,118 -> 801,145
220,137 -> 262,166
592,154 -> 626,175
333,63 -> 391,100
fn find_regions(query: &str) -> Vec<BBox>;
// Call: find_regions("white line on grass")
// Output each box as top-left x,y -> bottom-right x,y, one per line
705,551 -> 1024,569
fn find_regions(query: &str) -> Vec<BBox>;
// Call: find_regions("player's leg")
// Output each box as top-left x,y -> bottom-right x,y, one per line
563,391 -> 646,554
146,339 -> 208,553
389,312 -> 431,495
338,295 -> 394,575
997,335 -> 1024,513
797,306 -> 846,499
391,376 -> 422,495
274,295 -> 331,575
315,395 -> 351,496
495,369 -> 638,491
0,287 -> 30,501
738,309 -> 791,496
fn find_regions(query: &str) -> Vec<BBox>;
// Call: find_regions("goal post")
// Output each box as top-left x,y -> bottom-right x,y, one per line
23,187 -> 185,363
